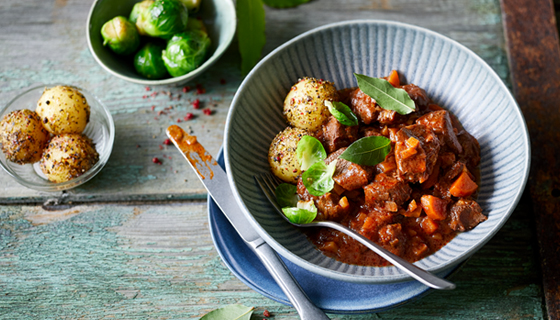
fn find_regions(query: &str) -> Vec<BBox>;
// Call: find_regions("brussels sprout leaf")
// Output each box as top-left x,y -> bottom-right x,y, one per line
237,0 -> 266,75
354,73 -> 415,115
339,136 -> 391,166
282,200 -> 317,224
301,159 -> 337,196
200,304 -> 254,320
262,0 -> 311,8
296,135 -> 327,171
325,100 -> 359,126
275,183 -> 299,208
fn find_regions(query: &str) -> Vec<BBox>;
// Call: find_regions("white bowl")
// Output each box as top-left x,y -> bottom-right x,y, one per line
224,20 -> 530,284
86,0 -> 236,86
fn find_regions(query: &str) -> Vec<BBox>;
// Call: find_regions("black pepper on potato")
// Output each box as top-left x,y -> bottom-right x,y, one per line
39,133 -> 99,183
0,109 -> 50,164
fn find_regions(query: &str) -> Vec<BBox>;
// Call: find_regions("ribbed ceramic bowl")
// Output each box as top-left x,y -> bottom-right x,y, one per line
0,85 -> 115,192
224,20 -> 530,284
86,0 -> 236,86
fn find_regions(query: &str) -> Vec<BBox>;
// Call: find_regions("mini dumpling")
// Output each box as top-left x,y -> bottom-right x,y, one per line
36,86 -> 90,135
40,133 -> 99,183
0,109 -> 50,164
268,126 -> 309,184
283,77 -> 337,131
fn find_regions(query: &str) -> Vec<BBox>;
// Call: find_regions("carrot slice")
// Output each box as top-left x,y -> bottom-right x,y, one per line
421,217 -> 439,234
449,171 -> 478,197
387,70 -> 400,87
420,195 -> 448,220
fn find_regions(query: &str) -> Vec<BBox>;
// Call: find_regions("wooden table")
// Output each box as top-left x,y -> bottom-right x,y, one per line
0,0 -> 557,318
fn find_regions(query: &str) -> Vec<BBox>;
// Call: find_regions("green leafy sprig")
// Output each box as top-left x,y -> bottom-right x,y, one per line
236,0 -> 311,74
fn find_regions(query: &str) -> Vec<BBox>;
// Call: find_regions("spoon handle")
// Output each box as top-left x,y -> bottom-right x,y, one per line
248,237 -> 331,320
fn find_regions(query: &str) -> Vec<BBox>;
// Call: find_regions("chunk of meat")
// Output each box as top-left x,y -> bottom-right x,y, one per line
316,116 -> 359,153
448,199 -> 487,231
378,223 -> 405,256
400,84 -> 431,112
364,173 -> 412,208
457,130 -> 481,169
416,110 -> 462,153
325,148 -> 374,191
349,89 -> 405,125
394,124 -> 442,183
296,177 -> 351,221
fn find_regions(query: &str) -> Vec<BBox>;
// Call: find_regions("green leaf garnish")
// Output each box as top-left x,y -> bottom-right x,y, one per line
282,200 -> 317,224
262,0 -> 311,8
354,73 -> 416,115
301,159 -> 337,196
325,100 -> 359,126
236,0 -> 266,75
275,183 -> 298,208
339,136 -> 391,166
200,304 -> 254,320
296,135 -> 327,171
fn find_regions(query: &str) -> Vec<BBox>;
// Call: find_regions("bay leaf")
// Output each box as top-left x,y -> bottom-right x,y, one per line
354,73 -> 415,115
200,304 -> 254,320
339,136 -> 391,166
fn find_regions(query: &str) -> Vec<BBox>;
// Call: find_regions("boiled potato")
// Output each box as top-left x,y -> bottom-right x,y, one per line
36,86 -> 90,135
283,77 -> 337,131
268,126 -> 309,184
40,133 -> 99,183
0,109 -> 50,164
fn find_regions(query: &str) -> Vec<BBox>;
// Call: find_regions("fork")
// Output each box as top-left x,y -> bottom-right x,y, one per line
255,173 -> 456,290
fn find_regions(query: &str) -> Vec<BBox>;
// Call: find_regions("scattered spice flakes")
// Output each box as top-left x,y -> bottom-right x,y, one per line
143,95 -> 148,99
263,310 -> 271,317
152,157 -> 162,164
163,139 -> 172,145
203,108 -> 212,115
196,84 -> 206,94
145,86 -> 151,91
177,118 -> 182,123
192,99 -> 200,109
150,92 -> 158,97
182,86 -> 191,93
151,105 -> 156,111
184,113 -> 194,121
159,145 -> 163,150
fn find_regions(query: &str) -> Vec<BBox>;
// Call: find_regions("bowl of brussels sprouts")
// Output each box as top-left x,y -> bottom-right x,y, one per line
86,0 -> 236,86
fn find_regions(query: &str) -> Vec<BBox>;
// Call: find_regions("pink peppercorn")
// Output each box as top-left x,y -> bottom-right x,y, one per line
152,157 -> 161,164
203,108 -> 212,115
184,113 -> 194,120
163,139 -> 172,145
182,86 -> 190,93
192,99 -> 200,109
145,86 -> 151,91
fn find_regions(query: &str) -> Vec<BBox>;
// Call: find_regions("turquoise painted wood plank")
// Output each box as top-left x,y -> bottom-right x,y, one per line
0,0 -> 508,203
0,198 -> 544,319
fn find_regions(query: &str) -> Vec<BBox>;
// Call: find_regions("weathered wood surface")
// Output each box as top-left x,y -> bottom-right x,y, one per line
501,0 -> 560,318
0,0 -> 548,318
0,0 -> 508,203
0,199 -> 543,319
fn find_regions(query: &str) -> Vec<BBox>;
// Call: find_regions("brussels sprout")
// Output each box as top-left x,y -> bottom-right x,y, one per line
101,16 -> 140,55
186,17 -> 207,33
134,43 -> 169,79
178,0 -> 201,13
129,0 -> 153,24
135,0 -> 189,39
162,30 -> 211,77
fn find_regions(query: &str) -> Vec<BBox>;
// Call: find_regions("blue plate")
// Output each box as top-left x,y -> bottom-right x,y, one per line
208,150 -> 462,314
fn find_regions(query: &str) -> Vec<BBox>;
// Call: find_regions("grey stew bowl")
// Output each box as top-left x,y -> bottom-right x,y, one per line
86,0 -> 236,86
224,20 -> 530,284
